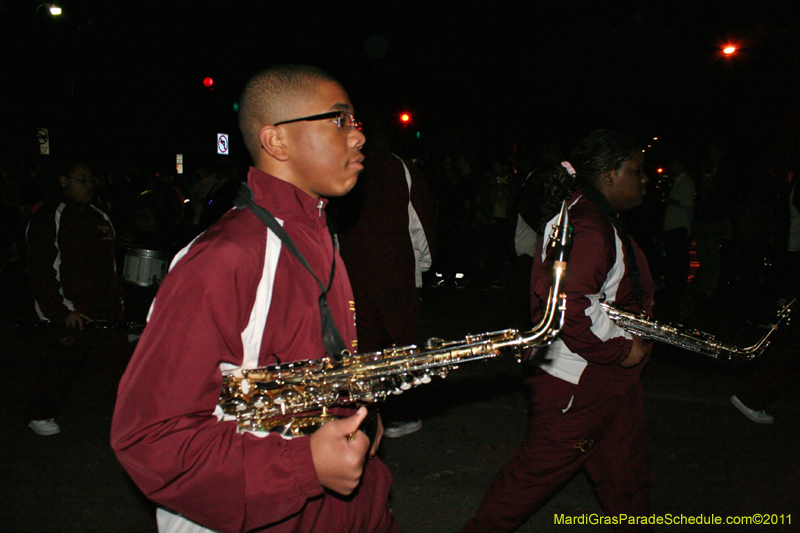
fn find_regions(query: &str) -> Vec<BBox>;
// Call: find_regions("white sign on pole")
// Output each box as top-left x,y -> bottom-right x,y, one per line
37,128 -> 50,155
217,133 -> 229,155
176,154 -> 184,175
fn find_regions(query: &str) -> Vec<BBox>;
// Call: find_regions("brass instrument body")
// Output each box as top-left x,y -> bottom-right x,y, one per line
601,298 -> 795,360
219,201 -> 573,436
220,329 -> 524,434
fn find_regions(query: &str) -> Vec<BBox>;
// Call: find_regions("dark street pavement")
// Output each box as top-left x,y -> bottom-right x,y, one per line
1,275 -> 798,532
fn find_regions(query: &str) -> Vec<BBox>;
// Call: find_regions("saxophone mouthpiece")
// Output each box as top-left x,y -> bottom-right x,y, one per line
551,200 -> 573,267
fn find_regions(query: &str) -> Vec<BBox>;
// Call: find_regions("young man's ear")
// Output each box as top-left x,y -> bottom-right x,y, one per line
258,125 -> 290,162
601,169 -> 615,186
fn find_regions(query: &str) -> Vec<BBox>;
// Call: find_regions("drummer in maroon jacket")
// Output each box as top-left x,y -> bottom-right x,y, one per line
25,161 -> 128,436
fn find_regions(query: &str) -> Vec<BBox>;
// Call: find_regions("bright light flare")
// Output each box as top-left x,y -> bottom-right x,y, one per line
723,46 -> 737,55
400,113 -> 411,123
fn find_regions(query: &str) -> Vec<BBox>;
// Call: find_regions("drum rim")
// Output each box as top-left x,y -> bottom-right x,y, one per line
124,248 -> 171,260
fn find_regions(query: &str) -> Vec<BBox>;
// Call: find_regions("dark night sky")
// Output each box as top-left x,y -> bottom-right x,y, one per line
2,0 -> 800,165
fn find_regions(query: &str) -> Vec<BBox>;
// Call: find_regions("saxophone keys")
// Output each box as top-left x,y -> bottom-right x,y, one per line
224,397 -> 247,413
252,394 -> 271,409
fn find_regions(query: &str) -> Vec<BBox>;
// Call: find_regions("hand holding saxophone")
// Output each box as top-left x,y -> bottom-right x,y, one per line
310,407 -> 373,495
618,334 -> 649,368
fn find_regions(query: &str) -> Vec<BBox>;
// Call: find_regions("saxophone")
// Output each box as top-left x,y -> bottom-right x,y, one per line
219,202 -> 573,435
602,298 -> 795,360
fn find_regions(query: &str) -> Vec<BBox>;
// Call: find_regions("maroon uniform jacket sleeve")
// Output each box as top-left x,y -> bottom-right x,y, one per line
111,212 -> 324,533
26,204 -> 71,323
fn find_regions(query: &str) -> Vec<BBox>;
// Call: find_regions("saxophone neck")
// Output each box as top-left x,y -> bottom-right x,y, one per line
513,200 -> 572,350
549,200 -> 573,267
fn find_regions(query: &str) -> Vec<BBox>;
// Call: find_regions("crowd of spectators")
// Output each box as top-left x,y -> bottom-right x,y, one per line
1,134 -> 797,327
0,151 -> 242,319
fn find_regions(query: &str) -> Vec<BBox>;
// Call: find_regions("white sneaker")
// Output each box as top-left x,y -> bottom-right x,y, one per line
730,395 -> 774,424
384,420 -> 422,438
29,419 -> 62,436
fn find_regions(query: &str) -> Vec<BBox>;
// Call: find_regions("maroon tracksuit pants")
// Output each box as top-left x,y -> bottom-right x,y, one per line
25,326 -> 131,421
463,367 -> 652,533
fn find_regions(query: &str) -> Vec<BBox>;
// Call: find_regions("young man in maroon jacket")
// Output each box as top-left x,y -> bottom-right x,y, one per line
111,65 -> 398,533
26,162 -> 128,436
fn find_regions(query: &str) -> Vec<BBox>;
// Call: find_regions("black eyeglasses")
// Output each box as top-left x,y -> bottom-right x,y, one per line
68,174 -> 97,185
274,110 -> 362,132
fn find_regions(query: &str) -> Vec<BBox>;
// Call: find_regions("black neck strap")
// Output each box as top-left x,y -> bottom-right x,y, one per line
581,186 -> 645,312
235,184 -> 348,361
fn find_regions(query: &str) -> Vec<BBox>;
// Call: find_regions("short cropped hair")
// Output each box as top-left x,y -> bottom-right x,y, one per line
59,160 -> 91,179
238,65 -> 341,161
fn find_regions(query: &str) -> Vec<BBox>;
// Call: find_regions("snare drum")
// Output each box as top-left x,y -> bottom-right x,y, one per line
122,248 -> 171,287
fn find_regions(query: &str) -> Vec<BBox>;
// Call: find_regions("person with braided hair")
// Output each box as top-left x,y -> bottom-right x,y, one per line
463,130 -> 654,533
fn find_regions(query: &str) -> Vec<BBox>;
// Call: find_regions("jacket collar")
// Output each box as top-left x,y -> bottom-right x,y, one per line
247,167 -> 329,224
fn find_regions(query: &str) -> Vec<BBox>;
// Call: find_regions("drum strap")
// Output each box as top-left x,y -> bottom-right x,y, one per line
235,184 -> 348,362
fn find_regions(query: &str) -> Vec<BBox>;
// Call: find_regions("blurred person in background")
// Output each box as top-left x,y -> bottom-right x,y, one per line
25,160 -> 129,436
660,156 -> 695,319
333,114 -> 436,438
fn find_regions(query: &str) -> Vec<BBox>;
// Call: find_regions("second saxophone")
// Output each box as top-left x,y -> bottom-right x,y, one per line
602,298 -> 794,361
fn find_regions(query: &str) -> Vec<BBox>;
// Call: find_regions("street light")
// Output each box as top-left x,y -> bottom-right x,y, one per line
718,38 -> 743,59
37,3 -> 63,16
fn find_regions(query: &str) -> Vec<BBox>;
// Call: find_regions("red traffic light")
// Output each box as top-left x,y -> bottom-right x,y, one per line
400,112 -> 411,124
203,77 -> 214,88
